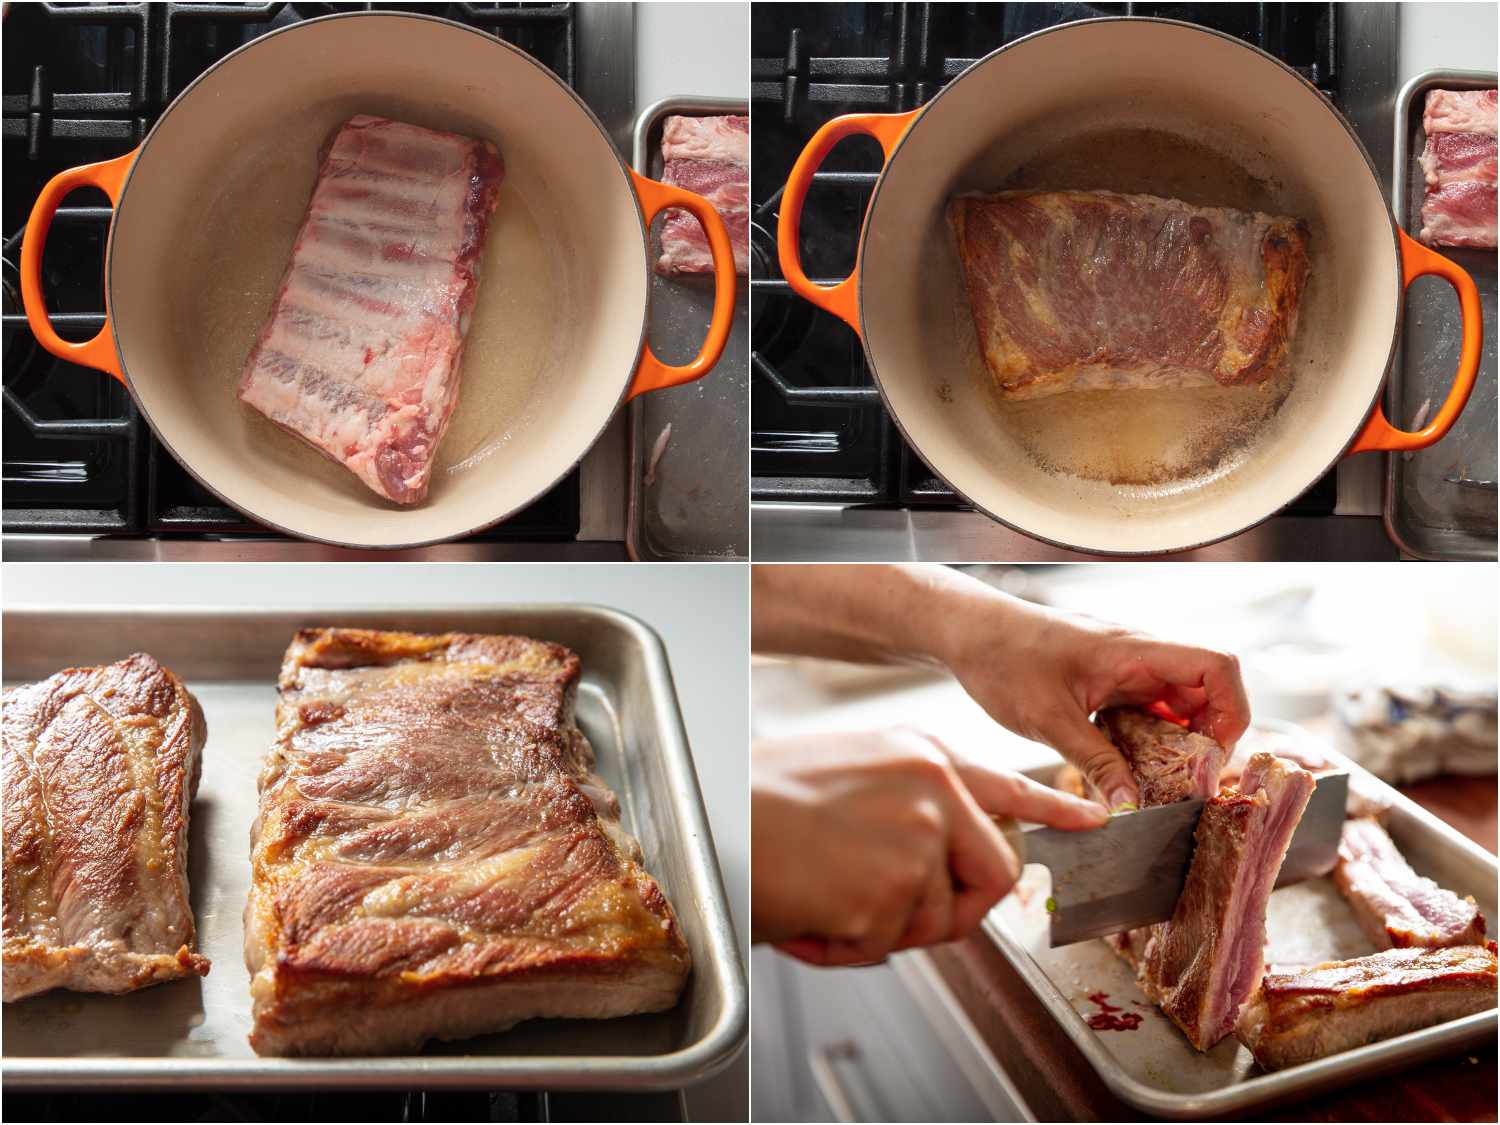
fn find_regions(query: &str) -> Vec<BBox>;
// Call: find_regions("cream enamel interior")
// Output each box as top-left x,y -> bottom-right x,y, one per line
858,20 -> 1402,554
107,14 -> 649,548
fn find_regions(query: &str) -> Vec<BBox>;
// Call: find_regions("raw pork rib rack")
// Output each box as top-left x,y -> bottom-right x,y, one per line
237,116 -> 504,506
3,654 -> 210,1001
657,114 -> 749,276
1419,88 -> 1498,249
246,628 -> 691,1057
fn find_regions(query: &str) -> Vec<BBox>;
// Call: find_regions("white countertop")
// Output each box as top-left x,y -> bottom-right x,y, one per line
638,1 -> 748,108
1401,1 -> 1498,80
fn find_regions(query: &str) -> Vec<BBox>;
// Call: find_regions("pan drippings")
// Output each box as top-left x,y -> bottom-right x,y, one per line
966,126 -> 1306,489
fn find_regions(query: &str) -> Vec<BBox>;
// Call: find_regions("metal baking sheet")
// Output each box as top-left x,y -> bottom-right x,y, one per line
1386,68 -> 1499,560
627,95 -> 749,561
982,723 -> 1498,1118
1,606 -> 746,1090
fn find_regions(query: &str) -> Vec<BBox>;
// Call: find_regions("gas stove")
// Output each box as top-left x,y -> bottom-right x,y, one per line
750,1 -> 1403,560
2,2 -> 632,561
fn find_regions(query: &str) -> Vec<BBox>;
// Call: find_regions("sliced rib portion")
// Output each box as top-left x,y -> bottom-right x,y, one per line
657,114 -> 748,276
948,190 -> 1311,399
1094,707 -> 1228,807
246,628 -> 690,1056
1237,944 -> 1498,1071
1333,817 -> 1487,949
1090,707 -> 1230,971
1420,88 -> 1498,249
1139,752 -> 1315,1050
238,116 -> 505,505
3,655 -> 210,1001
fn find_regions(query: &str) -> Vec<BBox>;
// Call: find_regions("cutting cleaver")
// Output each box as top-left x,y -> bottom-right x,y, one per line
1002,771 -> 1349,947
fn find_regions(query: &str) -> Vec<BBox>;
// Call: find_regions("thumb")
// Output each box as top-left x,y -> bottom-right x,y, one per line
1045,714 -> 1140,811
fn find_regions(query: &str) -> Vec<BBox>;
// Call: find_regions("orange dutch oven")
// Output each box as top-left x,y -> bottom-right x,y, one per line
21,11 -> 734,549
777,18 -> 1482,555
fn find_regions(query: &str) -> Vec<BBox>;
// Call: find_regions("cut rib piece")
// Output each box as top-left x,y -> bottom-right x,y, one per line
3,655 -> 210,1001
1237,944 -> 1498,1071
657,114 -> 748,276
1094,707 -> 1229,807
1138,752 -> 1315,1050
238,115 -> 505,505
246,628 -> 690,1056
1333,817 -> 1487,949
948,190 -> 1312,399
1420,88 -> 1498,248
1091,707 -> 1230,970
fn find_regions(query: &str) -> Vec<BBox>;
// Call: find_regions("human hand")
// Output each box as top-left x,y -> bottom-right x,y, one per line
941,605 -> 1251,811
752,727 -> 1107,966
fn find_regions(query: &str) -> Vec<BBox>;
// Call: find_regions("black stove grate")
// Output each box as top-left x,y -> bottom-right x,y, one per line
750,1 -> 1340,514
2,2 -> 580,540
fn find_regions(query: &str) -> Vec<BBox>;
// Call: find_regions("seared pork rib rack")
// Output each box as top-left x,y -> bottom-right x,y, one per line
245,628 -> 690,1056
949,190 -> 1311,399
3,655 -> 210,1001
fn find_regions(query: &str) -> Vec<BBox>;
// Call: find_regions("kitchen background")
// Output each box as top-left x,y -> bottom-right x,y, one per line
751,561 -> 1498,1121
750,0 -> 1499,562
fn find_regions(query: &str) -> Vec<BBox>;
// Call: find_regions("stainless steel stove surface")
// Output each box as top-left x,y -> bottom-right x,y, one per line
2,1087 -> 690,1123
2,2 -> 633,561
750,1 -> 1405,561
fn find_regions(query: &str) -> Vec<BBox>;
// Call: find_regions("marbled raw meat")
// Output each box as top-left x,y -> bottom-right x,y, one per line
1419,88 -> 1497,248
657,114 -> 748,276
238,116 -> 504,504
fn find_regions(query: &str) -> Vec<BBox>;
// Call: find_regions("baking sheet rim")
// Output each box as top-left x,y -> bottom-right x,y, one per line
626,93 -> 750,563
1383,66 -> 1499,561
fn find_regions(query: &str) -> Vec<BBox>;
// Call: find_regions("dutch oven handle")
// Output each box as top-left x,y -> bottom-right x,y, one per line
20,149 -> 137,384
627,169 -> 736,399
1349,230 -> 1483,453
777,109 -> 921,336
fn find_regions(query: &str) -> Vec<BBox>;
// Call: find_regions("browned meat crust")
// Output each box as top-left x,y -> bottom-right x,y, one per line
3,654 -> 210,1001
1237,944 -> 1498,1070
949,190 -> 1311,399
246,628 -> 690,1056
